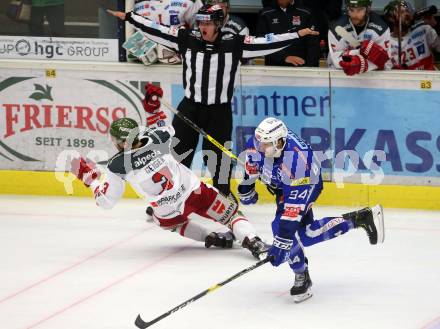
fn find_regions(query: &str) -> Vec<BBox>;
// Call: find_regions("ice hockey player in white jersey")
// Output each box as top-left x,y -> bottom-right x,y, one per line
384,0 -> 440,70
70,118 -> 269,259
204,0 -> 249,37
133,0 -> 203,64
134,0 -> 202,27
328,0 -> 391,75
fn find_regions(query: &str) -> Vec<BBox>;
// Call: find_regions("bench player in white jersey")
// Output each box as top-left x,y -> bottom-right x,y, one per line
134,0 -> 203,64
328,0 -> 391,75
384,0 -> 440,70
70,118 -> 269,258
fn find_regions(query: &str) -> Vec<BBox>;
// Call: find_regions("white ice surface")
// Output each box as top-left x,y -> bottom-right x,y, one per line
0,195 -> 439,329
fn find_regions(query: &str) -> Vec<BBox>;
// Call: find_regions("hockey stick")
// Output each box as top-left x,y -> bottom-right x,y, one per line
335,26 -> 360,48
159,97 -> 244,166
134,257 -> 270,328
159,98 -> 277,195
397,2 -> 403,67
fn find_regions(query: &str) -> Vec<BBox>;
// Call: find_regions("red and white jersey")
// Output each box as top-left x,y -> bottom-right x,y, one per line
389,22 -> 440,70
328,12 -> 392,71
90,126 -> 200,219
134,0 -> 203,27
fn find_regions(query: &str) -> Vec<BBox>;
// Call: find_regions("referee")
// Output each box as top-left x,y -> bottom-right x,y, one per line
109,5 -> 318,196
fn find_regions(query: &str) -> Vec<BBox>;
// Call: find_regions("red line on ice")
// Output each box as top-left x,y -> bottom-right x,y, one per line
0,226 -> 153,305
420,314 -> 440,329
24,245 -> 190,329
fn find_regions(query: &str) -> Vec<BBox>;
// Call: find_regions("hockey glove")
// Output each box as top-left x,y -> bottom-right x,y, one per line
70,157 -> 101,187
142,83 -> 163,114
360,40 -> 389,69
237,183 -> 258,205
268,235 -> 293,267
339,54 -> 368,76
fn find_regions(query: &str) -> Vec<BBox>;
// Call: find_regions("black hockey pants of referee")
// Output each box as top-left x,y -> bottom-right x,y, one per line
172,97 -> 233,196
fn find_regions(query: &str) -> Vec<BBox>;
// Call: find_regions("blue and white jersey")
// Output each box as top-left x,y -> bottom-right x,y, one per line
242,129 -> 323,238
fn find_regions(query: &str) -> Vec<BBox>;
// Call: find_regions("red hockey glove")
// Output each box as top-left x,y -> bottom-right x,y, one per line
146,111 -> 167,127
142,83 -> 163,114
70,157 -> 101,187
339,54 -> 368,76
360,40 -> 389,69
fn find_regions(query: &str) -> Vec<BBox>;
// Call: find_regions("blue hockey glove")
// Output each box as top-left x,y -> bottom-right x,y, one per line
268,235 -> 293,267
237,183 -> 258,205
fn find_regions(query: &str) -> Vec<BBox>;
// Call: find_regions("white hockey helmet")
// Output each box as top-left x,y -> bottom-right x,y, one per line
254,117 -> 288,158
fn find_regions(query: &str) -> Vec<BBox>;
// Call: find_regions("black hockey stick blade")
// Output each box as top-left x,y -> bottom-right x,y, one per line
135,314 -> 150,329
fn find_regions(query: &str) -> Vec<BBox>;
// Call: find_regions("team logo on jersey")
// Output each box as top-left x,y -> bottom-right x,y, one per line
272,18 -> 279,24
244,35 -> 254,44
169,26 -> 180,37
416,44 -> 426,56
368,22 -> 383,32
363,33 -> 373,40
281,204 -> 304,221
170,15 -> 180,26
290,177 -> 310,186
292,16 -> 301,26
245,162 -> 259,175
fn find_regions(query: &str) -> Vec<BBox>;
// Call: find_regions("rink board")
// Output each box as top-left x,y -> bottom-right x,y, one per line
1,170 -> 439,210
0,61 -> 439,209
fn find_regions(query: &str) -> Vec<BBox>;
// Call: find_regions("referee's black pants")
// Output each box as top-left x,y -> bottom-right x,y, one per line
172,97 -> 233,196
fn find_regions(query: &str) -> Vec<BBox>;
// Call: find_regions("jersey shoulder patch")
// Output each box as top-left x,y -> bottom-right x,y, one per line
140,127 -> 171,145
296,6 -> 311,16
367,12 -> 389,36
286,130 -> 310,151
107,151 -> 127,177
411,20 -> 428,32
329,15 -> 351,41
260,8 -> 277,17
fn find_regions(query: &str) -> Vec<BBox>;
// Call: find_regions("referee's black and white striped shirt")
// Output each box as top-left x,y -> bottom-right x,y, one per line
126,12 -> 302,106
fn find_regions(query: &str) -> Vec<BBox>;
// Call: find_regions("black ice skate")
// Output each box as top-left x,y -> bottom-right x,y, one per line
145,206 -> 154,222
290,268 -> 313,303
241,236 -> 270,260
205,231 -> 235,249
343,204 -> 385,244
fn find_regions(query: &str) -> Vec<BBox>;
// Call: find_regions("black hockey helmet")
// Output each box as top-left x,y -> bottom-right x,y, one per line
384,1 -> 415,27
345,0 -> 372,8
196,4 -> 225,29
205,0 -> 230,8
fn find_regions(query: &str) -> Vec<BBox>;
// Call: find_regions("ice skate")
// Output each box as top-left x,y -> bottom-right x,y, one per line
205,231 -> 235,249
242,236 -> 270,259
343,204 -> 385,244
290,268 -> 313,303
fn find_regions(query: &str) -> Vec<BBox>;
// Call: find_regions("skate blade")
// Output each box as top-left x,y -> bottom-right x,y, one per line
293,291 -> 313,303
372,204 -> 385,244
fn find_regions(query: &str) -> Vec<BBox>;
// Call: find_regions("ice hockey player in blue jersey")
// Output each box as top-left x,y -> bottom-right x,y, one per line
237,117 -> 385,303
